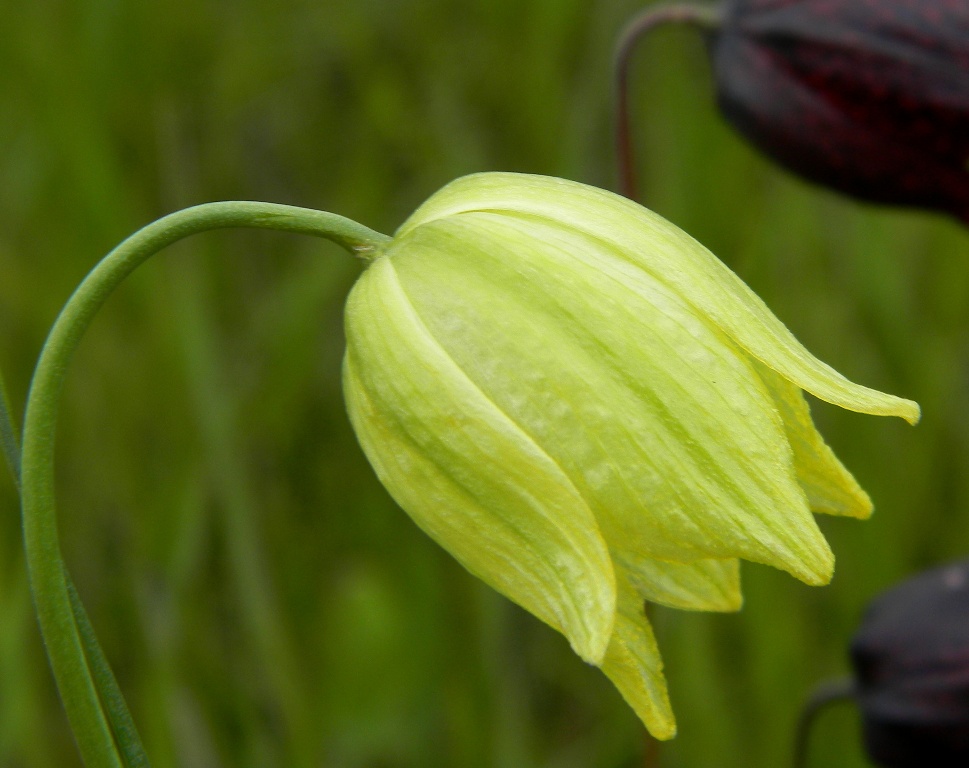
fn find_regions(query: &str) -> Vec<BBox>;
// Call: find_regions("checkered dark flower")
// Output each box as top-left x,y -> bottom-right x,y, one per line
711,0 -> 969,222
852,559 -> 969,766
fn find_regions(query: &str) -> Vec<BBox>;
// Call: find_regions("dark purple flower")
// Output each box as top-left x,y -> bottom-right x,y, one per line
710,0 -> 969,223
850,559 -> 969,766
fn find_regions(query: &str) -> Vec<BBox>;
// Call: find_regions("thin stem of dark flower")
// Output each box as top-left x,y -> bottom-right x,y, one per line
614,2 -> 722,202
793,677 -> 856,768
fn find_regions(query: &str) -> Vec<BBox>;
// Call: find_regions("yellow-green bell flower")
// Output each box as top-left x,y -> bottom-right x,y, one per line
342,172 -> 919,739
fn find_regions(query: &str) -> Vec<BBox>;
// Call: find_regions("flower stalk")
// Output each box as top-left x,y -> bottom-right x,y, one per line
793,677 -> 856,768
614,2 -> 722,200
19,201 -> 388,767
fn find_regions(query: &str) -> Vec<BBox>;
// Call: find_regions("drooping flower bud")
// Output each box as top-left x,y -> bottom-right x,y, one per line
710,0 -> 969,221
342,172 -> 919,738
851,559 -> 969,766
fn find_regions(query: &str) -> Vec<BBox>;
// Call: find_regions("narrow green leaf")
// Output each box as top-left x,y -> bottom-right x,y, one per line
67,578 -> 151,768
0,366 -> 147,764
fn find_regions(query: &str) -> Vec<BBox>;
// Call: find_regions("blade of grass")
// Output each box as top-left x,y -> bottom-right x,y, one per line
0,365 -> 21,491
170,255 -> 316,767
67,578 -> 151,768
2,361 -> 150,766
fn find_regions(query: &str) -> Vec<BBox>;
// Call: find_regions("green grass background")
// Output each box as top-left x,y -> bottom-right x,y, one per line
0,1 -> 966,766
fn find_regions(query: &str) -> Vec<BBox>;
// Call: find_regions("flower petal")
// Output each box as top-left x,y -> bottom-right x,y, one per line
600,571 -> 676,740
619,556 -> 742,613
390,213 -> 834,585
754,360 -> 873,519
343,256 -> 617,664
399,172 -> 920,424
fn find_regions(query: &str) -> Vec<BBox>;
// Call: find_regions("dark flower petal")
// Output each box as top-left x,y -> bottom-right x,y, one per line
851,559 -> 969,766
711,0 -> 969,222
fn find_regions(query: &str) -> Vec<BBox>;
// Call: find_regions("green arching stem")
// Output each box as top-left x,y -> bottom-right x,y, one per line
20,201 -> 390,768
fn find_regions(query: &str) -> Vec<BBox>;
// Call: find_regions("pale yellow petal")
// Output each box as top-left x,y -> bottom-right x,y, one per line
600,572 -> 676,740
399,172 -> 919,425
343,256 -> 616,664
754,361 -> 872,519
390,214 -> 834,585
619,557 -> 742,612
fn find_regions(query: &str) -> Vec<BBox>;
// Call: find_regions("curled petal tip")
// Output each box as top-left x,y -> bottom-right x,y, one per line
901,400 -> 921,427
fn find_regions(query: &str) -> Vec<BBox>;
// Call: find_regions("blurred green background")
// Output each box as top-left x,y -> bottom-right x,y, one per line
0,1 -> 966,766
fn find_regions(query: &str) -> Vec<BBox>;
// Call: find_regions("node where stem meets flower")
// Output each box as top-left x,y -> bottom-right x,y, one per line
342,172 -> 919,739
